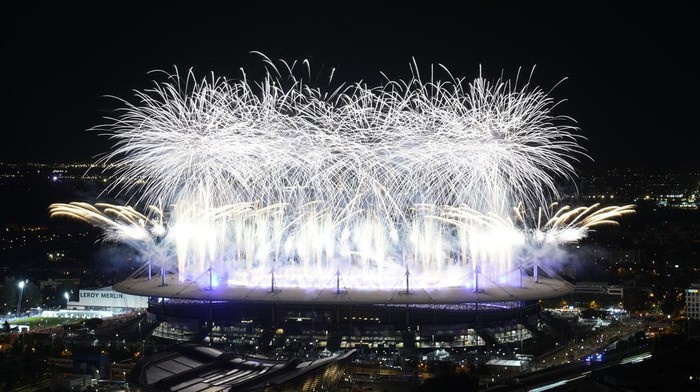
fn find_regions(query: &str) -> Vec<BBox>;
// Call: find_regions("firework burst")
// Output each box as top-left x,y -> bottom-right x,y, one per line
57,58 -> 632,292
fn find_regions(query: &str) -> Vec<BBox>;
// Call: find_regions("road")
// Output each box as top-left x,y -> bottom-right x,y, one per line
481,336 -> 653,391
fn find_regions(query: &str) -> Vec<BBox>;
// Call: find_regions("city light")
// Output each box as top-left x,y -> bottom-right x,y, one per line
17,280 -> 25,317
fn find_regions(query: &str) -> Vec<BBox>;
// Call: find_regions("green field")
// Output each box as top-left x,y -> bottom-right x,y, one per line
10,316 -> 74,329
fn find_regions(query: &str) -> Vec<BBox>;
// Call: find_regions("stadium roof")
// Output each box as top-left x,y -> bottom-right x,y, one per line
114,273 -> 574,305
130,343 -> 356,391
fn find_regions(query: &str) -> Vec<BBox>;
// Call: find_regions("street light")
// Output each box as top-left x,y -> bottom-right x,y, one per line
17,281 -> 25,317
64,292 -> 70,309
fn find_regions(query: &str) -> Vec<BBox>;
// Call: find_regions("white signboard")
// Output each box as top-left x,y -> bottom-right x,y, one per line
78,288 -> 148,309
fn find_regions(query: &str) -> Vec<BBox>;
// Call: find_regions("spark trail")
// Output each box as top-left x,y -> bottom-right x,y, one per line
54,58 -> 632,291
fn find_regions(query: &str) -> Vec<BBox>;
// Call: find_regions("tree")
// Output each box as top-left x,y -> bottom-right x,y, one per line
59,281 -> 79,297
19,281 -> 42,310
0,283 -> 18,315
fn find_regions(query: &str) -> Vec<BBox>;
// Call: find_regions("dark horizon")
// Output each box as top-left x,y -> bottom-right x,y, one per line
2,3 -> 697,170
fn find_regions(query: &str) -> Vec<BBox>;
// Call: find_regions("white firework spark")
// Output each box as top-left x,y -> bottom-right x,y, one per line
59,58 -> 631,290
518,202 -> 637,246
48,202 -> 169,269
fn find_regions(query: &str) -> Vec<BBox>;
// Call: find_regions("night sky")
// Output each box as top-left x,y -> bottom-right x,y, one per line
2,2 -> 696,171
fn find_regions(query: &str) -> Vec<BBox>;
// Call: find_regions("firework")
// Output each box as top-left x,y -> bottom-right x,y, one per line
57,59 -> 632,293
518,202 -> 636,246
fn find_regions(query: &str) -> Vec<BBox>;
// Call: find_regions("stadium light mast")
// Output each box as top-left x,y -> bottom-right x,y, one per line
17,280 -> 25,317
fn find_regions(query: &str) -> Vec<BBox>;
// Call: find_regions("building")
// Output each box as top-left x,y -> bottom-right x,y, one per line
130,343 -> 356,392
50,374 -> 96,392
140,298 -> 539,354
686,283 -> 700,321
573,281 -> 623,298
39,277 -> 81,291
41,286 -> 147,319
66,286 -> 148,315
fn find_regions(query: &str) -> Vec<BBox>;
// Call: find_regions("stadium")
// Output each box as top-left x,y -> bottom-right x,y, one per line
48,58 -> 634,389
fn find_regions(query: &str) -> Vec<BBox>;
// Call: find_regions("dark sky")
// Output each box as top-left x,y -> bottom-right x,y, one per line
2,2 -> 696,171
